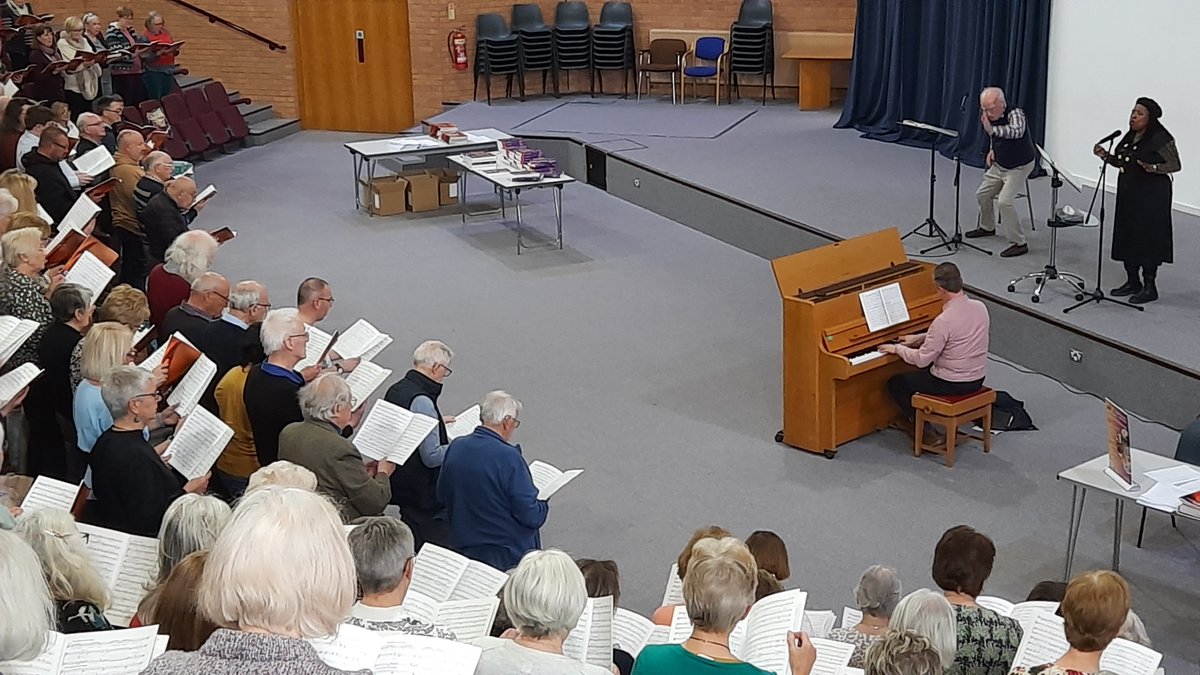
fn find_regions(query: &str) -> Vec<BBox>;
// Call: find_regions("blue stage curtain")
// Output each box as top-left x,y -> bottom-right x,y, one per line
835,0 -> 1051,168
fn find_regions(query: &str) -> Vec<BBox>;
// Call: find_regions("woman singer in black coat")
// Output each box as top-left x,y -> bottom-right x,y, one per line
1093,97 -> 1181,305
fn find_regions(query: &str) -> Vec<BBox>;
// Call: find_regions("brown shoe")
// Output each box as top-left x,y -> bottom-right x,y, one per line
1000,243 -> 1029,258
965,228 -> 996,239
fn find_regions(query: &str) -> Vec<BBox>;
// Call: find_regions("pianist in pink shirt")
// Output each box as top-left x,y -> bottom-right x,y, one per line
879,262 -> 989,430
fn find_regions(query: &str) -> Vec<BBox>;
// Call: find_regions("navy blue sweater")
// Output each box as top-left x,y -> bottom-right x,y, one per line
436,426 -> 547,571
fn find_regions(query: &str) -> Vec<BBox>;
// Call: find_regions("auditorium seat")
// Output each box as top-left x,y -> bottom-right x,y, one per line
157,93 -> 211,157
182,87 -> 233,149
202,81 -> 251,142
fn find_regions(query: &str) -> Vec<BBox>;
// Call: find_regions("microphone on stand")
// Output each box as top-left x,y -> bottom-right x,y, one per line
1097,129 -> 1122,145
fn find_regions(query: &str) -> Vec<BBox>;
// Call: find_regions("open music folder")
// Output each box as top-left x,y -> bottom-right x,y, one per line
352,399 -> 439,465
563,596 -> 615,667
139,333 -> 201,387
63,250 -> 115,299
335,318 -> 393,361
165,353 -> 217,414
975,596 -> 1059,633
0,316 -> 38,363
309,624 -> 481,675
400,591 -> 499,642
345,360 -> 392,405
166,405 -> 234,480
77,523 -> 159,627
0,625 -> 163,674
1012,614 -> 1161,675
295,325 -> 334,370
728,589 -> 808,675
613,608 -> 659,658
0,362 -> 43,407
19,475 -> 81,514
858,282 -> 910,332
73,144 -> 116,176
58,193 -> 102,234
527,459 -> 583,500
408,543 -> 508,603
445,404 -> 481,439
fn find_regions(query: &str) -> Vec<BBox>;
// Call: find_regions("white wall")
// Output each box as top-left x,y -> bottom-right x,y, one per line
1045,0 -> 1198,214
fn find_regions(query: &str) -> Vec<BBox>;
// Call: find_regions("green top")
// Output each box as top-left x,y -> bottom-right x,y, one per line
632,644 -> 776,675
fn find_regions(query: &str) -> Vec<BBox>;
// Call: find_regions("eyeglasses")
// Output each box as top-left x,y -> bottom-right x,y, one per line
253,302 -> 272,310
317,296 -> 335,304
438,364 -> 453,376
287,332 -> 309,341
45,529 -> 89,543
131,391 -> 162,403
209,290 -> 229,303
52,141 -> 69,151
505,416 -> 521,429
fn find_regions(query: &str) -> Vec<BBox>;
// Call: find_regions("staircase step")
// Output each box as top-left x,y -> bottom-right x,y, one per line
174,74 -> 213,90
238,102 -> 274,125
246,117 -> 300,146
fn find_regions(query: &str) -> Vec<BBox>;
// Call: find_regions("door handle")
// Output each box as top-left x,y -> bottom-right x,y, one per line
356,30 -> 365,63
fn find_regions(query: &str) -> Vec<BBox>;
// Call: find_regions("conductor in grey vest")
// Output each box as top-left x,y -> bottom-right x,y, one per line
967,87 -> 1036,258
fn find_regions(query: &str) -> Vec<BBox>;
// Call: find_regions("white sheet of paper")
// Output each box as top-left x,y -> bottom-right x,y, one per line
976,595 -> 1015,616
1012,614 -> 1070,669
137,333 -> 197,373
527,459 -> 583,500
167,405 -> 233,480
106,536 -> 159,627
0,316 -> 38,363
73,145 -> 116,176
409,544 -> 470,603
1009,601 -> 1060,635
841,606 -> 863,629
662,563 -> 684,606
613,608 -> 656,658
667,604 -> 692,643
802,610 -> 835,639
1099,638 -> 1163,675
432,596 -> 499,642
294,325 -> 333,371
352,399 -> 439,465
448,561 -> 508,603
0,363 -> 42,407
60,193 -> 101,233
808,637 -> 856,675
859,282 -> 909,332
445,405 -> 481,440
563,596 -> 614,667
36,203 -> 55,226
309,623 -> 383,671
374,632 -> 482,675
345,360 -> 392,406
165,353 -> 217,415
735,589 -> 807,675
189,184 -> 216,209
1,78 -> 17,97
399,590 -> 439,625
20,476 -> 80,514
63,250 -> 114,299
335,319 -> 389,360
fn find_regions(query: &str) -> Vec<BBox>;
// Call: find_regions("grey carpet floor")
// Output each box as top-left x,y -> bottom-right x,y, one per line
513,100 -> 756,138
430,98 -> 1200,375
196,131 -> 1197,670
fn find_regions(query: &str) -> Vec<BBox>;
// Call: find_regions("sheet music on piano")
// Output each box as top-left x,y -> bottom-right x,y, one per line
858,282 -> 910,332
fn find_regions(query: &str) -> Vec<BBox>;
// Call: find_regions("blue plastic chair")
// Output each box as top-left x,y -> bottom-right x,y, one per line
681,36 -> 726,105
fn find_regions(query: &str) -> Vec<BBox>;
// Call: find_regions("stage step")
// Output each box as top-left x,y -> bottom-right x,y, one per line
247,117 -> 301,146
175,74 -> 212,90
237,102 -> 275,125
170,74 -> 298,149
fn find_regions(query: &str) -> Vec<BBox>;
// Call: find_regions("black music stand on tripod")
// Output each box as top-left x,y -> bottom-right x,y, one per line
1008,146 -> 1088,303
900,120 -> 990,256
1064,137 -> 1143,314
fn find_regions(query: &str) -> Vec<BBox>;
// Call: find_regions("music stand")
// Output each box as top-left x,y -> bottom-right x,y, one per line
1064,137 -> 1143,314
1007,146 -> 1088,303
900,120 -> 958,251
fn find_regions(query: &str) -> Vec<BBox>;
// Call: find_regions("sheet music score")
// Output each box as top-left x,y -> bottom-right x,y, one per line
167,405 -> 234,480
445,405 -> 481,440
73,145 -> 116,175
0,316 -> 38,363
60,193 -> 101,232
841,606 -> 863,630
0,363 -> 42,407
858,282 -> 910,333
20,476 -> 80,514
311,623 -> 482,674
344,360 -> 392,406
527,460 -> 583,500
352,399 -> 439,465
63,251 -> 115,300
807,638 -> 857,675
612,608 -> 657,658
661,563 -> 684,606
165,354 -> 217,414
335,319 -> 391,360
563,595 -> 614,667
730,589 -> 807,675
295,325 -> 334,370
408,544 -> 508,604
76,524 -> 159,627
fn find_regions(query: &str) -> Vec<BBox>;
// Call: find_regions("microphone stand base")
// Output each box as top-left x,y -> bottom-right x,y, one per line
1063,288 -> 1144,314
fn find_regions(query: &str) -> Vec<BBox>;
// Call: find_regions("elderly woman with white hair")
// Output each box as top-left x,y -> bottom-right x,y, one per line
245,460 -> 318,493
15,509 -> 114,633
147,229 -> 218,328
0,529 -> 55,660
383,339 -> 456,549
437,390 -> 547,571
889,589 -> 956,669
634,537 -> 816,675
135,494 -> 232,625
90,365 -> 209,536
279,373 -> 391,521
827,565 -> 903,667
142,487 -> 372,674
472,549 -> 613,675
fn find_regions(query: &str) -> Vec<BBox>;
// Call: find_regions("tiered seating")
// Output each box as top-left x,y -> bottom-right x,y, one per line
182,87 -> 233,148
201,82 -> 251,142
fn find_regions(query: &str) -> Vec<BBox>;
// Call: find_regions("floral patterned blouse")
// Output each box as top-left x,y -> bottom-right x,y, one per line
0,266 -> 52,369
826,627 -> 881,668
948,604 -> 1022,675
1010,665 -> 1117,675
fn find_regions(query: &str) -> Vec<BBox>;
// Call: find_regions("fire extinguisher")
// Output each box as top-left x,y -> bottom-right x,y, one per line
448,28 -> 468,71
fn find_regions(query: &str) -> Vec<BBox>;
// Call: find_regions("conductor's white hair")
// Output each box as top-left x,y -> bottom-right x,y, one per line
199,487 -> 356,637
260,308 -> 303,355
504,549 -> 587,638
412,340 -> 453,368
298,373 -> 351,423
228,280 -> 264,312
980,86 -> 1006,105
163,230 -> 218,283
0,530 -> 54,661
154,494 -> 231,584
891,589 -> 957,667
480,390 -> 522,425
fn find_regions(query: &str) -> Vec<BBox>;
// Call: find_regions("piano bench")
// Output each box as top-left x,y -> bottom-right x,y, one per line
912,388 -> 997,467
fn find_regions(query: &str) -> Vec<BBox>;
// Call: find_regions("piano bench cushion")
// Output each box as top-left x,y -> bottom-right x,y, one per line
912,388 -> 996,415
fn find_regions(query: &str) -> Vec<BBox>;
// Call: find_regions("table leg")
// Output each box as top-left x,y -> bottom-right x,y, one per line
554,185 -> 563,250
365,158 -> 377,218
351,152 -> 363,211
1113,498 -> 1125,572
798,59 -> 833,110
460,171 -> 468,225
514,188 -> 524,255
1064,485 -> 1086,581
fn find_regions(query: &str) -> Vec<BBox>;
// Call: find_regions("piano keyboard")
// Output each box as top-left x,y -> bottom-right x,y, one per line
848,350 -> 885,366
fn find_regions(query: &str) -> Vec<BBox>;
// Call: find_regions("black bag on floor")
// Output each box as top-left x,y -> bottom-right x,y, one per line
992,391 -> 1037,431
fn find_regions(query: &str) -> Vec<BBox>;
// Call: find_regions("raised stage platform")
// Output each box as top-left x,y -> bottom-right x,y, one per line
424,97 -> 1200,428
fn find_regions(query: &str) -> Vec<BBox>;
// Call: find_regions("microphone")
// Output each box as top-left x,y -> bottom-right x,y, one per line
1097,129 -> 1122,145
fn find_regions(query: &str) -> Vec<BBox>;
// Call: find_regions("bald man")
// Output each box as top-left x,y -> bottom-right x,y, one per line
161,271 -> 229,345
967,86 -> 1036,258
141,176 -> 202,264
75,113 -> 108,156
112,128 -> 152,287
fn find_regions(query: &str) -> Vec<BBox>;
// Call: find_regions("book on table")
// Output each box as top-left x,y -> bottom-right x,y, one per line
0,625 -> 165,674
352,399 -> 439,465
0,363 -> 43,407
166,405 -> 234,480
19,476 -> 82,514
309,623 -> 481,675
76,523 -> 160,627
399,591 -> 499,642
408,543 -> 508,603
0,315 -> 39,363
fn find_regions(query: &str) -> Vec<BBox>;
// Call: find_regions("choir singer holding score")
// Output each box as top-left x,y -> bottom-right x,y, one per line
879,263 -> 989,445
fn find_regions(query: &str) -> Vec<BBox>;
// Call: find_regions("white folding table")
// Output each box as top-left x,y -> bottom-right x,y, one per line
447,154 -> 576,254
344,129 -> 511,214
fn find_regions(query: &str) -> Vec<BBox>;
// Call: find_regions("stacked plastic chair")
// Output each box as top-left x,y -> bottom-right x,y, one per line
727,0 -> 776,104
511,4 -> 557,97
590,1 -> 634,98
553,1 -> 591,94
473,13 -> 523,105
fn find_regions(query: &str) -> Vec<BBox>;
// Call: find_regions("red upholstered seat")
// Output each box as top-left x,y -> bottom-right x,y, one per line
922,387 -> 993,405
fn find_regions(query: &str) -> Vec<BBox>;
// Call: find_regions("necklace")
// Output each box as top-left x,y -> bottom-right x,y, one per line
688,636 -> 730,650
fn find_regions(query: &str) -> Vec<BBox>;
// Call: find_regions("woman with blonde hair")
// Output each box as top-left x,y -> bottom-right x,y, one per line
72,321 -> 134,488
1010,571 -> 1131,675
142,487 -> 369,673
58,16 -> 102,117
7,211 -> 51,237
70,284 -> 152,390
15,508 -> 114,633
651,524 -> 731,625
0,187 -> 18,234
245,460 -> 318,493
0,529 -> 56,661
0,169 -> 39,214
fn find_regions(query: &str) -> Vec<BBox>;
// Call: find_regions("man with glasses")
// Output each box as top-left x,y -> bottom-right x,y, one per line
296,276 -> 360,373
74,112 -> 109,156
160,270 -> 228,345
436,390 -> 548,571
21,127 -> 85,224
141,175 -> 202,265
93,95 -> 124,152
383,340 -> 457,550
16,105 -> 93,188
196,280 -> 269,413
245,308 -> 316,468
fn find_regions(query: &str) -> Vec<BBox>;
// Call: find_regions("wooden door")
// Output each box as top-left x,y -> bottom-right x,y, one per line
295,0 -> 414,132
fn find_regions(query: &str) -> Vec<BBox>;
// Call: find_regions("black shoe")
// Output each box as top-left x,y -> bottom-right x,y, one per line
965,228 -> 996,239
1000,243 -> 1029,258
1130,285 -> 1158,304
1110,280 -> 1142,297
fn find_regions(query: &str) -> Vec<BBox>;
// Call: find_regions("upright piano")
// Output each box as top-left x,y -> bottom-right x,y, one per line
771,228 -> 943,457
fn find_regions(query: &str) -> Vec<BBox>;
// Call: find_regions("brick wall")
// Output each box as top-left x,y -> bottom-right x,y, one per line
32,0 -> 297,117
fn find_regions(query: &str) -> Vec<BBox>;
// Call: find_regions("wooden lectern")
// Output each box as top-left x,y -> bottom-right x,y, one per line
771,228 -> 943,457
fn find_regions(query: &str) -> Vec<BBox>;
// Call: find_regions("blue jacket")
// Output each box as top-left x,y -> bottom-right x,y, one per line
436,426 -> 548,571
